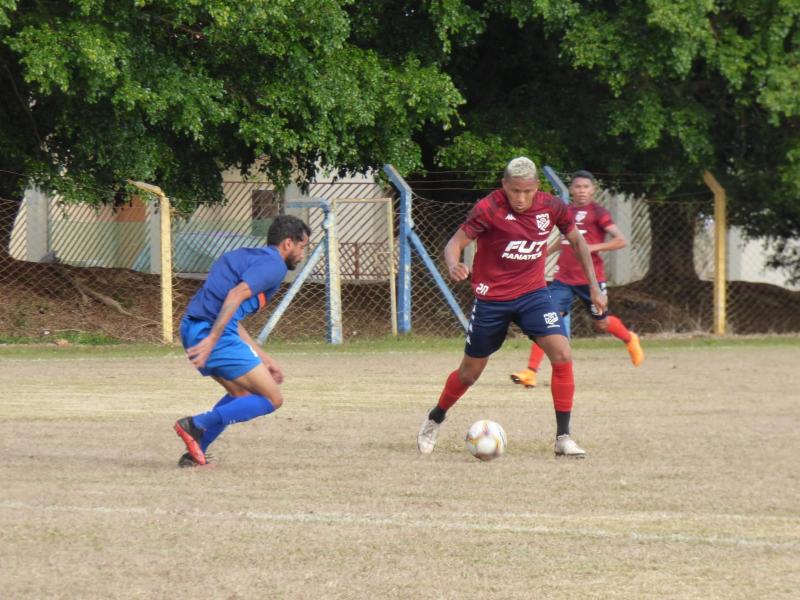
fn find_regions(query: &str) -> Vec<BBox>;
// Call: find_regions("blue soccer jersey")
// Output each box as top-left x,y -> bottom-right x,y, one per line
184,246 -> 287,332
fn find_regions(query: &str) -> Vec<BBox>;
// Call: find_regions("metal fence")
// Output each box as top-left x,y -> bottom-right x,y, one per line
2,174 -> 799,344
402,185 -> 800,338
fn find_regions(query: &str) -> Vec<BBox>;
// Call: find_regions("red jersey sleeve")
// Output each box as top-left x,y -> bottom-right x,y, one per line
595,204 -> 614,230
460,191 -> 502,239
551,196 -> 576,235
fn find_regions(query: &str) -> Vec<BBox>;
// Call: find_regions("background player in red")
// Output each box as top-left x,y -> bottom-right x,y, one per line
417,157 -> 606,458
510,170 -> 644,389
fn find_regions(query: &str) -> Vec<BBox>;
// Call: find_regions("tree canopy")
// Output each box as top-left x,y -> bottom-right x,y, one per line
366,0 -> 800,278
2,0 -> 800,275
0,0 -> 462,207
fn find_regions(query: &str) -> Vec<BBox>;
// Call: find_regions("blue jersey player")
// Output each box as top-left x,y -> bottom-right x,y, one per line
174,214 -> 311,467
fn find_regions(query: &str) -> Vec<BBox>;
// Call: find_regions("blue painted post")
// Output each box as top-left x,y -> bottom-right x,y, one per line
543,166 -> 571,337
383,164 -> 412,333
543,166 -> 569,202
408,230 -> 468,331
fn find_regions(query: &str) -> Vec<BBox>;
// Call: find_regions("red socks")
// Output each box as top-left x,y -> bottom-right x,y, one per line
550,361 -> 574,412
437,370 -> 470,411
527,343 -> 545,371
606,315 -> 632,343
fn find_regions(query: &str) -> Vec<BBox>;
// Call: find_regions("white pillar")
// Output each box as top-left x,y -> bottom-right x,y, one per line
605,193 -> 633,285
726,226 -> 744,281
24,187 -> 49,261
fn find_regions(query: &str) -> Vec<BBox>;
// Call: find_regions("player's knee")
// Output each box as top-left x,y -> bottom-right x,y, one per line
269,392 -> 284,409
549,347 -> 571,363
594,319 -> 609,333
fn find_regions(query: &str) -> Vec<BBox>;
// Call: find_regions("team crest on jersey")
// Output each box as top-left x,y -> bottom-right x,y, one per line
576,210 -> 587,222
535,213 -> 550,231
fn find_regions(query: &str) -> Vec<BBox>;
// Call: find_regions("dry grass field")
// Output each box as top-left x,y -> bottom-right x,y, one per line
1,336 -> 799,599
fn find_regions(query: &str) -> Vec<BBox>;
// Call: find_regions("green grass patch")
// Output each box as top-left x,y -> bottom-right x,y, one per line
0,332 -> 798,360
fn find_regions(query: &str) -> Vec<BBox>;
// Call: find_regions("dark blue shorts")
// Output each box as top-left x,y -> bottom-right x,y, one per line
180,316 -> 261,380
549,279 -> 609,320
465,287 -> 567,358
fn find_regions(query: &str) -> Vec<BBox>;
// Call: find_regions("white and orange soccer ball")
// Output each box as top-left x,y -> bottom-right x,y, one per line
465,419 -> 507,461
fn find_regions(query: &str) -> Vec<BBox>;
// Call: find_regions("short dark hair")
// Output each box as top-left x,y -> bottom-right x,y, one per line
571,170 -> 595,182
267,214 -> 311,246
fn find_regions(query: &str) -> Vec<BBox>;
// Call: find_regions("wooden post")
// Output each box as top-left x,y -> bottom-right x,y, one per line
128,181 -> 174,344
702,171 -> 726,335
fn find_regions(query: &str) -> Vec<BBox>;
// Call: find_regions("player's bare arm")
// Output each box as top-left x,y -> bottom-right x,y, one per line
565,228 -> 607,314
186,281 -> 252,368
444,228 -> 473,281
587,223 -> 627,253
238,323 -> 284,384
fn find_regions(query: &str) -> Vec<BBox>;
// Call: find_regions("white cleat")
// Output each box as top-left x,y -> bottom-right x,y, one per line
554,434 -> 586,458
417,418 -> 440,455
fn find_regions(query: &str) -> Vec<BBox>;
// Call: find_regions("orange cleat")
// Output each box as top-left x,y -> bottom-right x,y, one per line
510,368 -> 538,388
174,417 -> 206,465
626,332 -> 644,366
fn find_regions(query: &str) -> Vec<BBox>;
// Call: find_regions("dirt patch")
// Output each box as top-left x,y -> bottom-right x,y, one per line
0,260 -> 201,342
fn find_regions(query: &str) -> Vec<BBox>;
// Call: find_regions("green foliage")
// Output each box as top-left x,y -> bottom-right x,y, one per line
2,0 -> 800,277
0,0 -> 463,206
390,0 -> 800,278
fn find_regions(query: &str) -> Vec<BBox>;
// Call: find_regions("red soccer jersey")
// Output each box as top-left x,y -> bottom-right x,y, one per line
553,201 -> 615,285
460,189 -> 575,301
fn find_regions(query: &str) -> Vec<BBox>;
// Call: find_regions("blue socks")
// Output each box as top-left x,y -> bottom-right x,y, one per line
193,393 -> 276,452
199,394 -> 234,452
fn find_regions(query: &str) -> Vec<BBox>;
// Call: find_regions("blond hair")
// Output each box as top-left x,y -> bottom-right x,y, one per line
503,157 -> 537,180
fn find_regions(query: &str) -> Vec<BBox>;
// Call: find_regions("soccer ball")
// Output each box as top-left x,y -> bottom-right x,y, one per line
465,419 -> 507,461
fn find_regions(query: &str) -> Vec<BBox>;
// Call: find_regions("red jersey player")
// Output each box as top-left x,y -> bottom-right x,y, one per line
510,170 -> 644,390
417,157 -> 606,458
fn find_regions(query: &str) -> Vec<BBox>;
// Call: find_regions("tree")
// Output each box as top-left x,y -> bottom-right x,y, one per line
0,0 -> 463,257
353,1 -> 800,283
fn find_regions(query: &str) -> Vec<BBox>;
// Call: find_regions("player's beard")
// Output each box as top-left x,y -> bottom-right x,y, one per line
285,257 -> 299,270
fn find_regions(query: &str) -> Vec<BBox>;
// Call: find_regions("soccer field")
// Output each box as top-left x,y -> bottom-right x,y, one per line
1,337 -> 799,599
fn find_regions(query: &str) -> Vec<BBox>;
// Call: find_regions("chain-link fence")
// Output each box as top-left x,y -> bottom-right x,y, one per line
2,174 -> 799,343
0,179 -> 400,343
405,186 -> 800,337
1,192 -> 168,342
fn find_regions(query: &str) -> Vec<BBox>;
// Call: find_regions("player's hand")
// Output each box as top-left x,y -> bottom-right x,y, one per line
263,355 -> 284,384
590,285 -> 608,315
186,337 -> 216,369
448,262 -> 470,282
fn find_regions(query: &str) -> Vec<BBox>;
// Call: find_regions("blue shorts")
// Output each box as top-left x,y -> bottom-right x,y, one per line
465,287 -> 567,358
180,316 -> 261,380
549,279 -> 609,320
